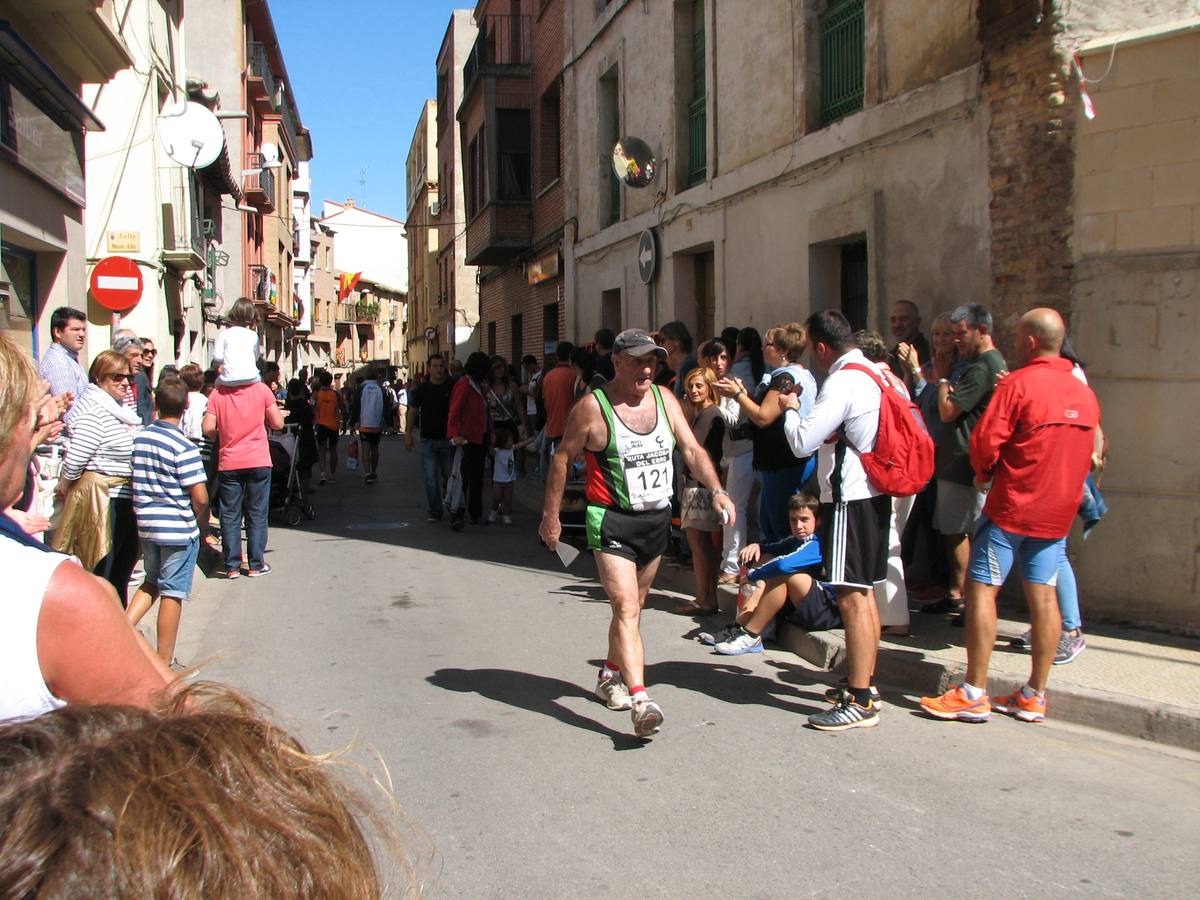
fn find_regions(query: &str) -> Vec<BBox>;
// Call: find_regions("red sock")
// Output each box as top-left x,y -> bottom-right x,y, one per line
603,660 -> 620,672
628,684 -> 646,696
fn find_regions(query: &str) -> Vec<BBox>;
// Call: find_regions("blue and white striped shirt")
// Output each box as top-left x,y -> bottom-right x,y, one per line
132,421 -> 206,543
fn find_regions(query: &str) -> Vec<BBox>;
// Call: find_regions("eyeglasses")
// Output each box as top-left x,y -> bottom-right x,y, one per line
107,373 -> 134,383
142,349 -> 157,357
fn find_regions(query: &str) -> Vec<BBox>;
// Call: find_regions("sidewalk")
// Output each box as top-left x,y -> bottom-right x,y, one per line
514,473 -> 1200,752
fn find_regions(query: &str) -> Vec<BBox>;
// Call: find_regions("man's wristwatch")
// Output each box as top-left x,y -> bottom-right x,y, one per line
712,489 -> 730,498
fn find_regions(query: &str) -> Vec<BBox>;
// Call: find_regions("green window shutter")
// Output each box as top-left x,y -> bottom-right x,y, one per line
688,0 -> 707,186
820,0 -> 865,126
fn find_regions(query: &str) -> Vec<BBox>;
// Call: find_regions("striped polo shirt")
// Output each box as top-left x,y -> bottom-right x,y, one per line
131,421 -> 206,543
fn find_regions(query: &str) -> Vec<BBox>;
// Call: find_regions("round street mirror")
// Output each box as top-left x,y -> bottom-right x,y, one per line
612,137 -> 657,188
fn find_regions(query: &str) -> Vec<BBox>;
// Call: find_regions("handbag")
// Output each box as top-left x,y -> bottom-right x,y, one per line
443,445 -> 465,512
681,484 -> 722,531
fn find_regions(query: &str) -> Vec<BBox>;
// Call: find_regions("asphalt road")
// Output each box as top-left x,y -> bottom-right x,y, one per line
188,438 -> 1200,898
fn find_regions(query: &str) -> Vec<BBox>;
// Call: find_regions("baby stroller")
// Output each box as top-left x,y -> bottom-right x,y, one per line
268,424 -> 315,527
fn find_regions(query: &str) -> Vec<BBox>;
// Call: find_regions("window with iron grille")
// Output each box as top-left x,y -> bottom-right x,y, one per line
820,0 -> 865,126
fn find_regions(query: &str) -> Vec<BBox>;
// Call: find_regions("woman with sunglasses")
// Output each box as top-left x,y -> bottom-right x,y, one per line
54,350 -> 143,605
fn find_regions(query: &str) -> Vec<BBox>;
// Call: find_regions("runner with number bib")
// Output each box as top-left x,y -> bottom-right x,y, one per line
540,329 -> 735,738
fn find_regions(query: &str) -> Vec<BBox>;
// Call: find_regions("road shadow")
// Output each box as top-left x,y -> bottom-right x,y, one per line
426,667 -> 648,751
589,657 -> 826,715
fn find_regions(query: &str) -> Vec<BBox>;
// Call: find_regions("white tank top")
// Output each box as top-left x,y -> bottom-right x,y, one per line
586,385 -> 676,511
0,536 -> 70,722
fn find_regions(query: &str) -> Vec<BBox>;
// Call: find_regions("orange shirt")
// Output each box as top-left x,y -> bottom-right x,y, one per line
314,387 -> 340,430
541,364 -> 576,438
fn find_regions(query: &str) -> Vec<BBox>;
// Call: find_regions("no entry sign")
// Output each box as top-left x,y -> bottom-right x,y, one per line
90,256 -> 144,311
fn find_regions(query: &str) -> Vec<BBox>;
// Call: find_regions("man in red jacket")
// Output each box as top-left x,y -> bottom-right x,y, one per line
921,308 -> 1099,725
447,352 -> 491,531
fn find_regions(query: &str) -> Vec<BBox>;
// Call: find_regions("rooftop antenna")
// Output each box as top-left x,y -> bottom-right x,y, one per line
357,166 -> 368,207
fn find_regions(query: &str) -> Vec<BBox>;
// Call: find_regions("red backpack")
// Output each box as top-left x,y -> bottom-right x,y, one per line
841,363 -> 935,498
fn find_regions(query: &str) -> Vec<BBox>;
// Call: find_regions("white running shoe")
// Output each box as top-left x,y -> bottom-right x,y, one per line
714,630 -> 763,655
487,510 -> 497,524
631,698 -> 664,737
595,674 -> 632,711
502,515 -> 513,525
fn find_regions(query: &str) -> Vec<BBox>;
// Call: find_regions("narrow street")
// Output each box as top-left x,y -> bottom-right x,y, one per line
186,438 -> 1200,898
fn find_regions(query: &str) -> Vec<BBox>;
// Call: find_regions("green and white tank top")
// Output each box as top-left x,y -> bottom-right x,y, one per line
584,384 -> 676,511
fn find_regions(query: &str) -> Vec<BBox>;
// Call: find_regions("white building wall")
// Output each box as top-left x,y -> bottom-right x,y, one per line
321,201 -> 408,293
84,0 -> 205,366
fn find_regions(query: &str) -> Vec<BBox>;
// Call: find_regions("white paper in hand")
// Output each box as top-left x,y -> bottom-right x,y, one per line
554,541 -> 580,568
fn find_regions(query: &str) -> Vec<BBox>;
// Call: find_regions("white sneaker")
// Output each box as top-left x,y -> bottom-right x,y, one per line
487,511 -> 497,524
502,515 -> 513,525
631,697 -> 664,737
595,674 -> 632,710
714,629 -> 763,655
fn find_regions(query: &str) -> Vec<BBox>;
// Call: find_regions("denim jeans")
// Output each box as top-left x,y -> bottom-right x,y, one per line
420,438 -> 455,516
218,466 -> 271,572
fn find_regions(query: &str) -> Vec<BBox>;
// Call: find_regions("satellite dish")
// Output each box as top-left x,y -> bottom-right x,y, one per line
159,101 -> 224,168
260,141 -> 280,167
612,137 -> 657,188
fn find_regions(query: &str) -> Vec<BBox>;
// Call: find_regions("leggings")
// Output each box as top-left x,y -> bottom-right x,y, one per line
93,495 -> 140,608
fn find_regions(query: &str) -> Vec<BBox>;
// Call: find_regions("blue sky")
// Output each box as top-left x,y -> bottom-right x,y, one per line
273,0 -> 469,221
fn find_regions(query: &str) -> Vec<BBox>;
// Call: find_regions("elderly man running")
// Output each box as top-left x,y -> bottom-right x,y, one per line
540,329 -> 735,737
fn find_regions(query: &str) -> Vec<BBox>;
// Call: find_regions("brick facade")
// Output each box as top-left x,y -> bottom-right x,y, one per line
980,1 -> 1078,351
475,0 -> 565,368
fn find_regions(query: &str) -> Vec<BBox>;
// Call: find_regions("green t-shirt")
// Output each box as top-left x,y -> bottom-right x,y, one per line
935,348 -> 1007,485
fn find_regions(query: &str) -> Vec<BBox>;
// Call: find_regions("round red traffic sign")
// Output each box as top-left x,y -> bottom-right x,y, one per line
90,256 -> 144,311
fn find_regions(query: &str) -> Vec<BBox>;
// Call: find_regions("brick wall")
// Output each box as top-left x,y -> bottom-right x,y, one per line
479,265 -> 562,365
980,2 -> 1077,352
476,0 -> 566,366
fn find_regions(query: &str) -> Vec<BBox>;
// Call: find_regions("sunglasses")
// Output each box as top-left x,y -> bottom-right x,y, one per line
108,373 -> 134,383
142,349 -> 157,357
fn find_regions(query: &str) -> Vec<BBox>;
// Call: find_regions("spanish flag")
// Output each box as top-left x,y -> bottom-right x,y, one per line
338,271 -> 362,301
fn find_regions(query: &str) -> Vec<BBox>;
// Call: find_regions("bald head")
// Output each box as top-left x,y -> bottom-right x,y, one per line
1020,308 -> 1065,352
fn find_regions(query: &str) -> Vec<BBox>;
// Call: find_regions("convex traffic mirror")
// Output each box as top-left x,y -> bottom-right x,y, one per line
612,137 -> 657,188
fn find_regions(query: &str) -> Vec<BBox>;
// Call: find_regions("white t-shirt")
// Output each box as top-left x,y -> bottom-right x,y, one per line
0,536 -> 70,722
181,391 -> 208,442
213,326 -> 261,384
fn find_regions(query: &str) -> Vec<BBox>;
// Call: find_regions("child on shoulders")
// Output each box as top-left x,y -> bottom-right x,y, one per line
211,298 -> 261,388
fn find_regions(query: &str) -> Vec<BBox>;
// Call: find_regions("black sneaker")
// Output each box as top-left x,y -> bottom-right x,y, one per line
450,516 -> 465,532
808,696 -> 880,731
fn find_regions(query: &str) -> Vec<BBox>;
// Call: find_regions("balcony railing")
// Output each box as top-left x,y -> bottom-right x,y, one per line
243,152 -> 276,211
335,300 -> 380,323
247,41 -> 277,111
462,14 -> 531,95
159,166 -> 206,270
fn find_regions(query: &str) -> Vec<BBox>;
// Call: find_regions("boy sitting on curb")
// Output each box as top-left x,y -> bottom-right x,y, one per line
702,492 -> 842,655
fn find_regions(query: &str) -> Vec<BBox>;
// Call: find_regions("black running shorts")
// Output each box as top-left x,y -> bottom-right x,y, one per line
586,504 -> 671,569
819,495 -> 892,590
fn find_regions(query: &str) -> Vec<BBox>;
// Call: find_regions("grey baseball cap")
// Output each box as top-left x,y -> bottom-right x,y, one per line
613,328 -> 667,358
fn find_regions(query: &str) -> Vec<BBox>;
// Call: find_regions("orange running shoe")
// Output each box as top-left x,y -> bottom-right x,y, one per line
919,686 -> 991,722
991,689 -> 1047,723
